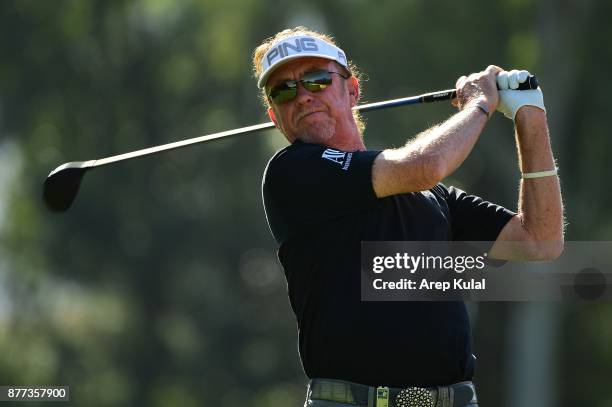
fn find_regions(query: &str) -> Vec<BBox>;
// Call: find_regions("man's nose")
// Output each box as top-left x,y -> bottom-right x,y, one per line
294,82 -> 314,104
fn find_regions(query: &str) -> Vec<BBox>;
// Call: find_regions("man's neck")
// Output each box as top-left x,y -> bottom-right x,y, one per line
331,138 -> 366,152
300,128 -> 366,152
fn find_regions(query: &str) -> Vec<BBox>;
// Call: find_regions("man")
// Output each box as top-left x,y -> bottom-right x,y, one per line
253,27 -> 563,407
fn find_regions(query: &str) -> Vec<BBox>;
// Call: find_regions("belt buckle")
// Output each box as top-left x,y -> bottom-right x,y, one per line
375,386 -> 389,407
395,387 -> 435,407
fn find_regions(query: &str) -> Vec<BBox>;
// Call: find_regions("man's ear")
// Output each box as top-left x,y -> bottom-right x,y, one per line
348,76 -> 359,107
268,107 -> 279,127
267,106 -> 294,143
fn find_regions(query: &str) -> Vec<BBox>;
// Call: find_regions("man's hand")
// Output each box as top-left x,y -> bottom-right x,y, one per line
496,69 -> 546,120
453,65 -> 502,115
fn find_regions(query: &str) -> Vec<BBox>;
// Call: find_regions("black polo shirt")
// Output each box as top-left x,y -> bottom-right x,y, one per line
262,140 -> 514,388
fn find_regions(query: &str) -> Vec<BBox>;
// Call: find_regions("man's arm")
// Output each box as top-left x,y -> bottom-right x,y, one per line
489,107 -> 564,260
372,66 -> 500,197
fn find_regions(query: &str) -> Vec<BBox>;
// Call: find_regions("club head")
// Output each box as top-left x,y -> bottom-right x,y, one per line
43,161 -> 94,213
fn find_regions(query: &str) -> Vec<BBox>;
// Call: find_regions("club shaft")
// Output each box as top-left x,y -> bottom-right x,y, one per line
89,90 -> 456,169
354,89 -> 456,113
94,121 -> 276,168
75,74 -> 539,169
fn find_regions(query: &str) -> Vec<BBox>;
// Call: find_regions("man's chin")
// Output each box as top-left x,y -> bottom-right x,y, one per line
298,123 -> 334,144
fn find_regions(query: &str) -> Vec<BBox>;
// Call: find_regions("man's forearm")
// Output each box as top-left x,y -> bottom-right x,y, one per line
515,107 -> 564,243
410,106 -> 489,180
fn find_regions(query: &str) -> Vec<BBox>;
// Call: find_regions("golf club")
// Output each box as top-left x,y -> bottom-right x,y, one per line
43,76 -> 538,212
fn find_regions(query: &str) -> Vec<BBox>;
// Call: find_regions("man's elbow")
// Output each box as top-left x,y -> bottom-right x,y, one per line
514,214 -> 565,260
528,239 -> 565,261
416,152 -> 446,190
373,148 -> 450,196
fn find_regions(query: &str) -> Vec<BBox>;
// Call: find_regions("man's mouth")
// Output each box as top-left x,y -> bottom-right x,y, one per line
297,110 -> 325,123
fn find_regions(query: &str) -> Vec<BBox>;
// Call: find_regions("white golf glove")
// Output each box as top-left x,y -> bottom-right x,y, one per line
496,69 -> 546,120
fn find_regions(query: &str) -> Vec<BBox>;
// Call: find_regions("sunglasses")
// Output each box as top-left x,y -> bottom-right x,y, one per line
267,70 -> 350,104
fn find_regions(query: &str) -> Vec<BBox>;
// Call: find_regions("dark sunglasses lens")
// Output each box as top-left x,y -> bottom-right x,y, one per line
269,83 -> 297,104
302,71 -> 332,92
268,71 -> 334,104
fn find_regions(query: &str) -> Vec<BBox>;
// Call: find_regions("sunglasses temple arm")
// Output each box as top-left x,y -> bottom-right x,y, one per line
353,89 -> 457,113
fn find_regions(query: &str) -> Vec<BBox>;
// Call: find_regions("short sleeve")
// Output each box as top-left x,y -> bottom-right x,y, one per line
431,184 -> 516,242
262,141 -> 381,243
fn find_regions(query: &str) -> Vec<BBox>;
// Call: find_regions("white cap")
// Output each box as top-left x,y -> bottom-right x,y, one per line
257,35 -> 349,89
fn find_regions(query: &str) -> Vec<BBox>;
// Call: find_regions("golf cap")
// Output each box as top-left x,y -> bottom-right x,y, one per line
257,35 -> 349,88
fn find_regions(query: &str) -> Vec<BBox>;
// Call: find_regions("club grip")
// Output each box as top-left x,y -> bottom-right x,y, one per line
512,74 -> 539,90
421,75 -> 539,103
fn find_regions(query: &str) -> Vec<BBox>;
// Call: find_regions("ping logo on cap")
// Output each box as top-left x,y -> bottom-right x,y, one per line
266,38 -> 319,66
258,35 -> 349,88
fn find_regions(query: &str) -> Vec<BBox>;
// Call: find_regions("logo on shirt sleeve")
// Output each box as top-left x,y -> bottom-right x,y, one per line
322,148 -> 353,171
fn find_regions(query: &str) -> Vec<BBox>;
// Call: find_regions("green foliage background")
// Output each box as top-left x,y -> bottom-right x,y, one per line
0,0 -> 611,405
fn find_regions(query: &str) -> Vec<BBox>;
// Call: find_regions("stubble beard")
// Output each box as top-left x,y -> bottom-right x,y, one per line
297,118 -> 336,145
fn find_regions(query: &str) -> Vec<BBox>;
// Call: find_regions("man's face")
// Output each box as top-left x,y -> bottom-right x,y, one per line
265,57 -> 359,146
